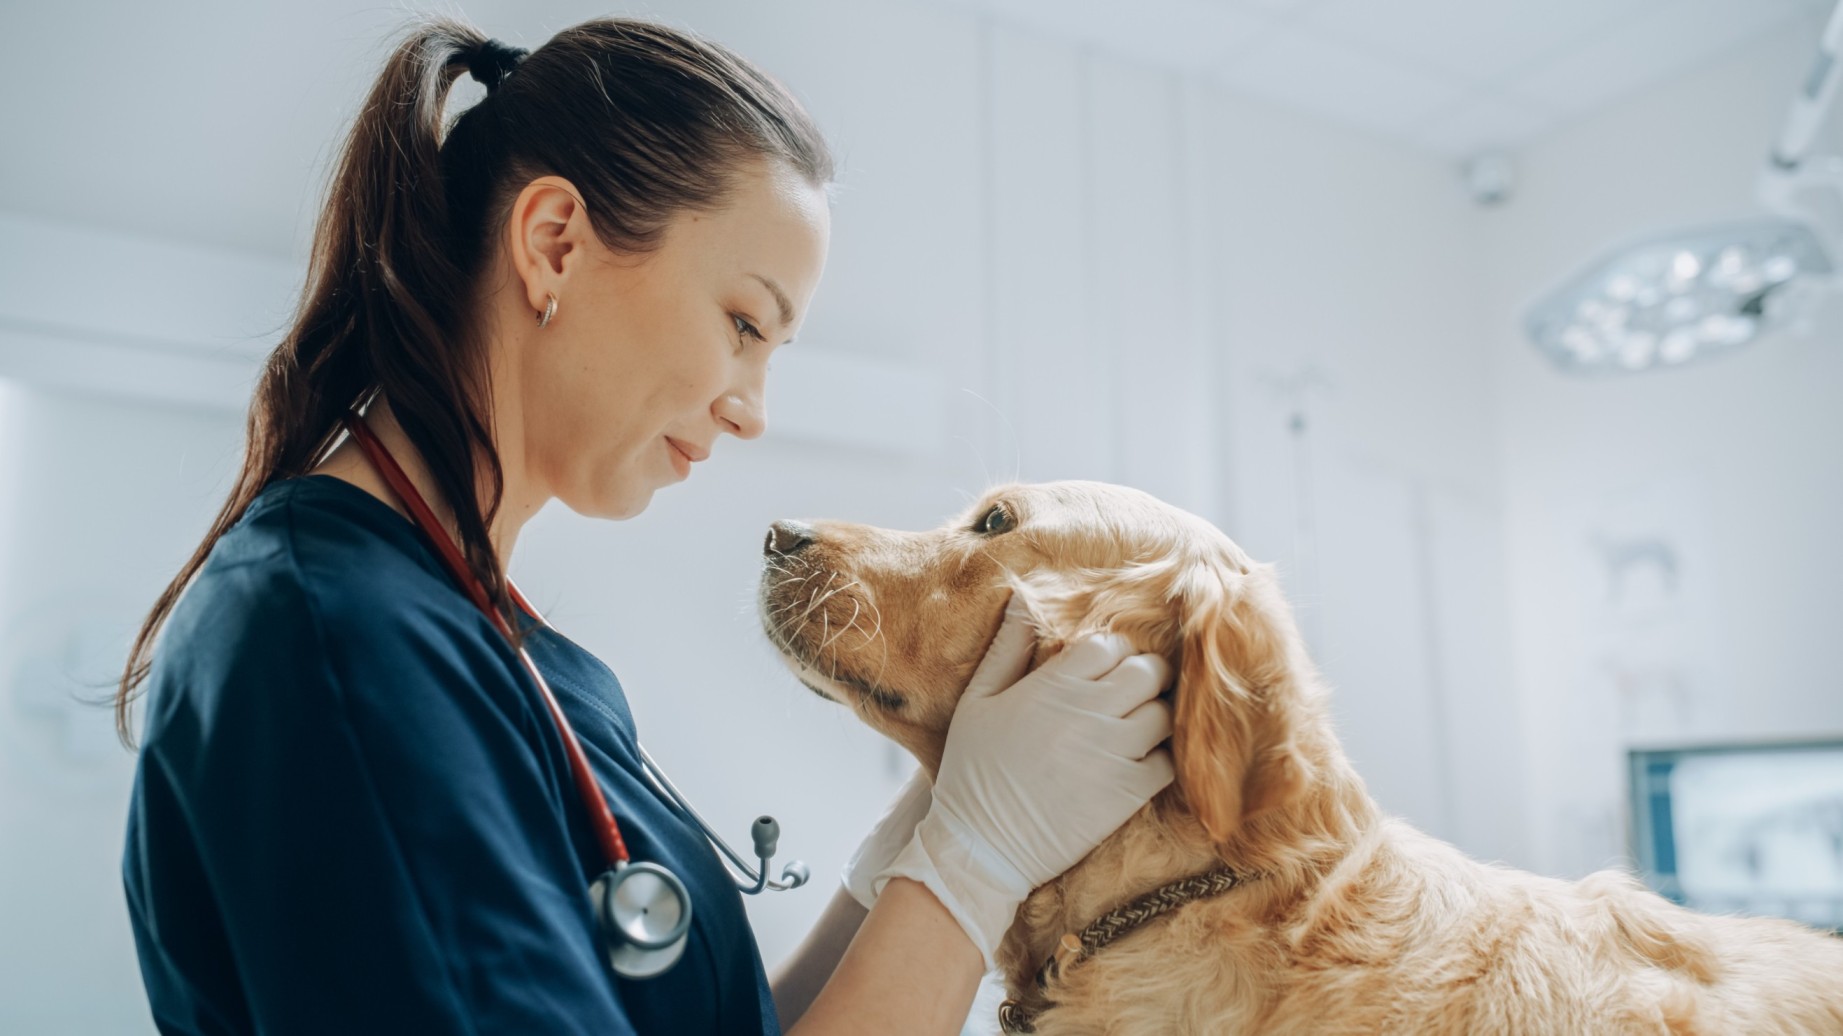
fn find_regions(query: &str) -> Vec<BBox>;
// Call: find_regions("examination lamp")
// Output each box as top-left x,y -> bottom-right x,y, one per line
1524,0 -> 1843,375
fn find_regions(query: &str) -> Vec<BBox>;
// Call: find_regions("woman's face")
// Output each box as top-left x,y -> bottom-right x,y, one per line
509,157 -> 830,520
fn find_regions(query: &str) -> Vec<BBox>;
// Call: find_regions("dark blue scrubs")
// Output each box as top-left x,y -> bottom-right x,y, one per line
121,474 -> 781,1035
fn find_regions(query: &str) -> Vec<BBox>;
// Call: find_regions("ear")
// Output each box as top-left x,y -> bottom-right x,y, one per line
1170,561 -> 1315,846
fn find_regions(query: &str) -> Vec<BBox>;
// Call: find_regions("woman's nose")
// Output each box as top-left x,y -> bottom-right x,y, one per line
764,520 -> 815,556
715,391 -> 766,440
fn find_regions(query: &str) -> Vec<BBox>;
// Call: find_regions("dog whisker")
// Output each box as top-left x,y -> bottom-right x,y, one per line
766,587 -> 813,624
807,576 -> 853,615
777,582 -> 824,640
791,571 -> 838,627
816,594 -> 861,656
820,612 -> 831,679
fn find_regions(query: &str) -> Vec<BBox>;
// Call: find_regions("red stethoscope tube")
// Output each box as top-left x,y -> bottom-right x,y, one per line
340,412 -> 633,872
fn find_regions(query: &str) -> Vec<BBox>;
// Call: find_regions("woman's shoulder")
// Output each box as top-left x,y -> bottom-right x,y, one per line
189,475 -> 470,631
205,473 -> 432,588
153,476 -> 530,724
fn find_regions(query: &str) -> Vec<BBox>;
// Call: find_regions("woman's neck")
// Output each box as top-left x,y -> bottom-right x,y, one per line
308,395 -> 539,567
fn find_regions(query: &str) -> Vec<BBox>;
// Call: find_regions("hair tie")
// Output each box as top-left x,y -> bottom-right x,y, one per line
465,38 -> 528,94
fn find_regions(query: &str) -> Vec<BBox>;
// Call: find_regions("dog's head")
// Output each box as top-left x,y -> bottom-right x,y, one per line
756,480 -> 1317,847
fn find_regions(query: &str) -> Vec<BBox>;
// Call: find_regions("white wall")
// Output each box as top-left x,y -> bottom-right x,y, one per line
1481,11 -> 1843,880
0,384 -> 243,1034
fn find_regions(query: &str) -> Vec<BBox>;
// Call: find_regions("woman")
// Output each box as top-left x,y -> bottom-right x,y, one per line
116,15 -> 1174,1035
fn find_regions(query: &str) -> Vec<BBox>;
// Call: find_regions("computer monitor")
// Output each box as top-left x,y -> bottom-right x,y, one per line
1628,739 -> 1843,933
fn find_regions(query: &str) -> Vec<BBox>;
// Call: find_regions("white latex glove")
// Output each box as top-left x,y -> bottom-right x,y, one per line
873,595 -> 1175,970
840,766 -> 933,911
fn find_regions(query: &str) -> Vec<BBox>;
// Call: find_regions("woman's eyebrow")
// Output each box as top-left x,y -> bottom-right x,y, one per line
750,273 -> 797,341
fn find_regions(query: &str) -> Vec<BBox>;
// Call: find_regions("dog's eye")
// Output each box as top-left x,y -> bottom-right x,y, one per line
975,503 -> 1016,535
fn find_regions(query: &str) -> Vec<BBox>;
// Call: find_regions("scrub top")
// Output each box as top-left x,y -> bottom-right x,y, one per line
121,473 -> 781,1035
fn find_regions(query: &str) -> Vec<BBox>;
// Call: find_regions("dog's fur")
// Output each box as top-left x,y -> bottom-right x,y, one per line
757,481 -> 1843,1035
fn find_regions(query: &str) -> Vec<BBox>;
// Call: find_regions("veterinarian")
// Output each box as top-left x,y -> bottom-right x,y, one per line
115,15 -> 1176,1036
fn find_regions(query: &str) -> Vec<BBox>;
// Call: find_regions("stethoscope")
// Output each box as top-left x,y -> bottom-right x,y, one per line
340,411 -> 808,980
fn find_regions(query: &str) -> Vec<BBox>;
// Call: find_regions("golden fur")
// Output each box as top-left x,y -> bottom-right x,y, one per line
757,480 -> 1843,1035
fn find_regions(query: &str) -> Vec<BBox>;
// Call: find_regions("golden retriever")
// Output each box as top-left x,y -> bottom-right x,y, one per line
756,480 -> 1843,1035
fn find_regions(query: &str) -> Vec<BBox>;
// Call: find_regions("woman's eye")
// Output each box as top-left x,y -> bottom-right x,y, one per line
975,503 -> 1016,535
733,314 -> 764,344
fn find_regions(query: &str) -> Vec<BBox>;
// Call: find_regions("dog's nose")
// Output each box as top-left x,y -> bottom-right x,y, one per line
764,519 -> 816,557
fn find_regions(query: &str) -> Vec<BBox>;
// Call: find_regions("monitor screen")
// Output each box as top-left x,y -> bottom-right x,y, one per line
1629,740 -> 1843,933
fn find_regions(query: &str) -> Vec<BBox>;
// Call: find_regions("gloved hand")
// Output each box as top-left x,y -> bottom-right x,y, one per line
873,594 -> 1175,970
840,766 -> 933,911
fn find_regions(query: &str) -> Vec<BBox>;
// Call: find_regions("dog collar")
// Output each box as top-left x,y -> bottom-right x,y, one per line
997,866 -> 1253,1034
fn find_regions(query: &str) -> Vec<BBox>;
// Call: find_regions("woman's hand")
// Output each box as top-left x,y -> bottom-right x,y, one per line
873,595 -> 1175,968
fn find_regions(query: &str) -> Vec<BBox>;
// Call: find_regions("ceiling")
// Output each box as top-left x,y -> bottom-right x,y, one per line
940,0 -> 1832,156
0,0 -> 1829,261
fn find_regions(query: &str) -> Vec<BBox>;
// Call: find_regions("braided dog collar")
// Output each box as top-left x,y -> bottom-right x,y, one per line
997,866 -> 1251,1034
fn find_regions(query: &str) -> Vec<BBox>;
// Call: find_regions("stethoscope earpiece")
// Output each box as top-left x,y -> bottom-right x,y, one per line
751,816 -> 780,858
593,862 -> 692,979
779,859 -> 812,888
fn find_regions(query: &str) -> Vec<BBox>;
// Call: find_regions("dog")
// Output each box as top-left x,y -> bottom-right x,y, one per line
757,480 -> 1843,1035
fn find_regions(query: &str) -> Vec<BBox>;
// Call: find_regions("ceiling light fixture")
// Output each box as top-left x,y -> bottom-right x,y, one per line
1523,0 -> 1843,375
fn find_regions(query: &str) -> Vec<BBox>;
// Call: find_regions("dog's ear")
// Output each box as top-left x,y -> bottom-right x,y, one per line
1170,560 -> 1315,846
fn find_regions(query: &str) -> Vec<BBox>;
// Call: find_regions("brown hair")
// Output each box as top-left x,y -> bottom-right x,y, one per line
113,14 -> 834,748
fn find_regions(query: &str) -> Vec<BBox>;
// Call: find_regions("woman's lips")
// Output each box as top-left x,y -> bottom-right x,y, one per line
665,437 -> 693,479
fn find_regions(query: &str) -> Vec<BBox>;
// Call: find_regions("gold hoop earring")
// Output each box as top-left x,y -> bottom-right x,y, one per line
537,293 -> 558,328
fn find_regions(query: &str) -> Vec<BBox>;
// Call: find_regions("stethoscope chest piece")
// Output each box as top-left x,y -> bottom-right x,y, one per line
592,861 -> 693,979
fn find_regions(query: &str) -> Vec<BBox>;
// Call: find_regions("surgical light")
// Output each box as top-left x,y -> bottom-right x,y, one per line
1526,219 -> 1832,372
1524,0 -> 1843,375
